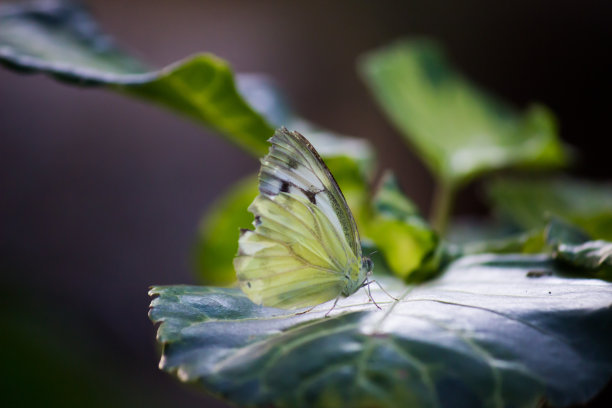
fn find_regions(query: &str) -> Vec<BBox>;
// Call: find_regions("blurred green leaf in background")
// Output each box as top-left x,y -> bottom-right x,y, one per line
359,39 -> 569,187
487,177 -> 612,241
364,171 -> 438,280
359,39 -> 570,231
194,175 -> 259,286
544,218 -> 612,280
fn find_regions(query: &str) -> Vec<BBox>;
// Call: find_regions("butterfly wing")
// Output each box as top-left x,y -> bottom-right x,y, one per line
259,128 -> 363,256
234,128 -> 363,309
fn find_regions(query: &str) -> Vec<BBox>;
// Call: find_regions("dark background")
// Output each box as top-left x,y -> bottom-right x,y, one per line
1,0 -> 611,406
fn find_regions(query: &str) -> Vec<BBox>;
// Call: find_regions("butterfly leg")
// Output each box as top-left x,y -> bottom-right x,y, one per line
362,279 -> 382,310
295,304 -> 317,315
324,297 -> 340,318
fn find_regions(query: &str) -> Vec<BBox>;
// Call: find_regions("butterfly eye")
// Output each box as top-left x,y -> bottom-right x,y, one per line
363,257 -> 374,274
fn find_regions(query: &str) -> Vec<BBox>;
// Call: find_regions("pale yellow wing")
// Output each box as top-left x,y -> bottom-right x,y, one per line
234,128 -> 362,309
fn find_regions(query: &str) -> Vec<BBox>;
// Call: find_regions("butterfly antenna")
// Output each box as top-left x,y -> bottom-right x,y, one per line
368,250 -> 378,256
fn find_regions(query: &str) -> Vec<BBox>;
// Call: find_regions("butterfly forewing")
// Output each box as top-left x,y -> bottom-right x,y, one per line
234,128 -> 364,309
262,129 -> 362,255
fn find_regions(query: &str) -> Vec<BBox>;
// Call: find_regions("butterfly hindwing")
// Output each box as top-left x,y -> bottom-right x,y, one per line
234,128 -> 364,309
235,194 -> 354,309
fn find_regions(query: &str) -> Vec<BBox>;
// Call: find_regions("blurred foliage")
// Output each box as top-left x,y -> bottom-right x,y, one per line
359,39 -> 569,188
545,218 -> 612,280
0,1 -> 148,75
553,239 -> 612,279
463,229 -> 547,255
487,177 -> 612,241
0,0 -> 273,156
458,217 -> 612,282
544,217 -> 592,247
363,171 -> 437,280
194,175 -> 259,286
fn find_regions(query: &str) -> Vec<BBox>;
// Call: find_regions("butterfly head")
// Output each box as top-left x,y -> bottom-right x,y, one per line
361,256 -> 374,277
359,256 -> 374,286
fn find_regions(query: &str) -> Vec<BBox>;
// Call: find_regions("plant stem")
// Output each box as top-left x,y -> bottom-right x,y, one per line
430,181 -> 455,234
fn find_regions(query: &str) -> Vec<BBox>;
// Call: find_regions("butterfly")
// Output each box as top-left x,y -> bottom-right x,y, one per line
234,127 -> 392,314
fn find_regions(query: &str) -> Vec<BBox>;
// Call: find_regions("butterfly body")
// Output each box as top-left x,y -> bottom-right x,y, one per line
234,128 -> 373,310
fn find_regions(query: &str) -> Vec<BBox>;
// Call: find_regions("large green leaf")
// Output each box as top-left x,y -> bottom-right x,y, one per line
0,1 -> 375,201
487,177 -> 612,241
149,255 -> 612,408
0,0 -> 380,164
359,39 -> 569,186
0,0 -> 274,156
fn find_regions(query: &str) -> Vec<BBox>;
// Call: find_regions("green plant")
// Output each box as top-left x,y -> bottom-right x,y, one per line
1,1 -> 611,407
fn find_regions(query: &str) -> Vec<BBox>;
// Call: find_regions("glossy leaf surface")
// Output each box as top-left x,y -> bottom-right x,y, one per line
150,255 -> 612,408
